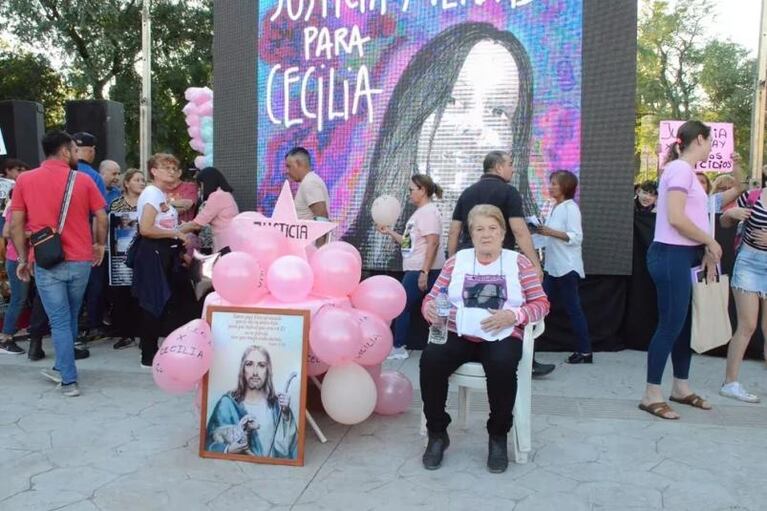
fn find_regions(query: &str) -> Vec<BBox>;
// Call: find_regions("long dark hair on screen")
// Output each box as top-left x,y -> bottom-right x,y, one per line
344,22 -> 534,269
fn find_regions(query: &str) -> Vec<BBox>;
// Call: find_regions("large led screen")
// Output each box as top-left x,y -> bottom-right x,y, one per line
257,0 -> 582,269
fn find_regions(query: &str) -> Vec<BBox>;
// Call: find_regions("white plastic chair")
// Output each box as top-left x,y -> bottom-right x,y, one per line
419,320 -> 545,464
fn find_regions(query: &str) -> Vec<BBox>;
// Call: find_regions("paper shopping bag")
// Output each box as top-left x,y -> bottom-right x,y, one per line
691,275 -> 732,354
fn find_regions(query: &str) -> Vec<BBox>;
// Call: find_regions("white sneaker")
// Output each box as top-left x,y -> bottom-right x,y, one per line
387,346 -> 409,360
720,382 -> 760,403
40,368 -> 62,384
59,382 -> 80,397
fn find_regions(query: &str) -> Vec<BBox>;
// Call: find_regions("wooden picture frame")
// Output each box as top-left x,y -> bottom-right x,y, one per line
200,306 -> 310,466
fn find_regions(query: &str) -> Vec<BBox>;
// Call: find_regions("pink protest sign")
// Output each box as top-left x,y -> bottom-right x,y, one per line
659,120 -> 734,172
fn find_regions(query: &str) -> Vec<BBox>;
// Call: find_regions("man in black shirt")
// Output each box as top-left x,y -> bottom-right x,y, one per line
447,150 -> 554,377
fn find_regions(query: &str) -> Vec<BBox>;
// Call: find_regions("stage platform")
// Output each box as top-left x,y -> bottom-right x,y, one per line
2,338 -> 766,510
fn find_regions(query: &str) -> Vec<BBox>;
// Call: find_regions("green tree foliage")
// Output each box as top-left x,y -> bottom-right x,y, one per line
699,40 -> 756,160
636,0 -> 758,178
0,0 -> 212,167
0,51 -> 68,129
637,0 -> 709,120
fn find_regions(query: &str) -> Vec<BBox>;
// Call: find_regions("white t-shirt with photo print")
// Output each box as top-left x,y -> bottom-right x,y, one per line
137,184 -> 178,230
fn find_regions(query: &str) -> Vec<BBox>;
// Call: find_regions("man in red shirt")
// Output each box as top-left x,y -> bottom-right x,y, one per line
10,131 -> 107,397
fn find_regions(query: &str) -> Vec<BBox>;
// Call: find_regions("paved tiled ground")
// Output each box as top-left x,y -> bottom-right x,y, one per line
2,339 -> 766,510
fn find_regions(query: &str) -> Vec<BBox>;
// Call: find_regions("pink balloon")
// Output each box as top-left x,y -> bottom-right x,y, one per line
353,310 -> 393,366
233,211 -> 265,223
194,156 -> 206,170
185,113 -> 200,128
212,251 -> 267,304
190,138 -> 205,152
310,248 -> 361,298
266,255 -> 314,302
182,102 -> 199,115
351,275 -> 407,322
310,306 -> 361,365
197,101 -> 214,116
374,371 -> 414,415
364,363 -> 382,384
228,226 -> 286,271
185,86 -> 205,101
307,348 -> 330,377
154,321 -> 213,384
201,291 -> 229,320
187,126 -> 201,139
318,241 -> 362,269
256,294 -> 351,316
192,90 -> 213,105
153,358 -> 198,394
178,318 -> 212,339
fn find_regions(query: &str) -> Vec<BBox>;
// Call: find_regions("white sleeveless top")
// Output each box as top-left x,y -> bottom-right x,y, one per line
447,249 -> 524,342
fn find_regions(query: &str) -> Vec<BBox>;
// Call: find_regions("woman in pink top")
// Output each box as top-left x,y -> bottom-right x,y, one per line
640,121 -> 722,420
378,174 -> 445,360
180,167 -> 239,252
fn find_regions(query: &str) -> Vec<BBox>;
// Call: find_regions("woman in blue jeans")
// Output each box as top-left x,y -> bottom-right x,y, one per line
0,194 -> 30,355
640,120 -> 721,420
537,170 -> 591,364
378,175 -> 445,360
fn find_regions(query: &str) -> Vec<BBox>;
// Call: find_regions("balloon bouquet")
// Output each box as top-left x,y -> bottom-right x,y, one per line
153,185 -> 415,428
183,86 -> 214,170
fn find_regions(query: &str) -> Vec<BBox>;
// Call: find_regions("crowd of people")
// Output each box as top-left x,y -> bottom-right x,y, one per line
0,131 -> 241,396
633,123 -> 767,412
0,120 -> 764,472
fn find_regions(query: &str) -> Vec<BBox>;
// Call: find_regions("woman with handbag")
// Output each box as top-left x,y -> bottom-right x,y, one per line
131,154 -> 195,368
718,182 -> 767,402
639,120 -> 721,420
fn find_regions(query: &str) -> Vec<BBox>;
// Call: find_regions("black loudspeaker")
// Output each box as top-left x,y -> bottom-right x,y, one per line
65,100 -> 126,169
0,100 -> 45,168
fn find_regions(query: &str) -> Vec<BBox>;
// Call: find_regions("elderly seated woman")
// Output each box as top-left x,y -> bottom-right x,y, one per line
420,204 -> 550,473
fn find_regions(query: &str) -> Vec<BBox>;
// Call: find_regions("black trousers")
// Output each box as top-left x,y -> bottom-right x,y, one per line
111,286 -> 141,339
138,275 -> 199,366
420,331 -> 522,436
29,284 -> 50,338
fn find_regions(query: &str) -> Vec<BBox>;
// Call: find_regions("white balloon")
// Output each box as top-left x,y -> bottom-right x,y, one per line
371,195 -> 401,226
321,362 -> 377,425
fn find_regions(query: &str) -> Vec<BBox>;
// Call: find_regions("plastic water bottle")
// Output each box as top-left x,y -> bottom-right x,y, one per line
428,287 -> 450,345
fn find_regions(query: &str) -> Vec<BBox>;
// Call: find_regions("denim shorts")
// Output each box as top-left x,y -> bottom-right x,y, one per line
731,245 -> 767,298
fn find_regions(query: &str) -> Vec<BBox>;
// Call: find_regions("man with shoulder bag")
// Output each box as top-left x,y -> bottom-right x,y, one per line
10,131 -> 107,397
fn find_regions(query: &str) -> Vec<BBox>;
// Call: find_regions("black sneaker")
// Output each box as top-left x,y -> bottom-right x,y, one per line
74,347 -> 90,360
85,328 -> 109,343
113,337 -> 135,350
0,340 -> 25,355
532,359 -> 556,378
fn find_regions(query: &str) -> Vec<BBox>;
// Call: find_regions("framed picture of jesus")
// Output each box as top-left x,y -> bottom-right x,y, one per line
200,306 -> 310,466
